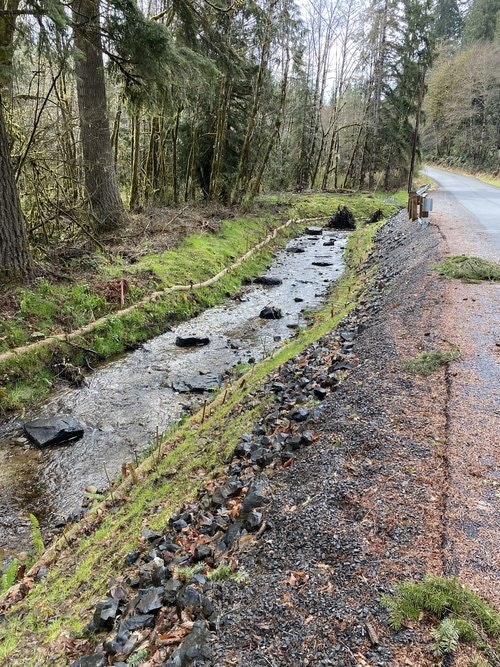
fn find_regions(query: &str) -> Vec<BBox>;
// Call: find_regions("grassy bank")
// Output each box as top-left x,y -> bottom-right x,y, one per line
0,211 -> 385,666
0,193 -> 395,416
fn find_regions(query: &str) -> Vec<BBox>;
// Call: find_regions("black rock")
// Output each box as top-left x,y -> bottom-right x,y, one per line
312,261 -> 333,267
339,330 -> 356,341
245,510 -> 263,530
313,387 -> 328,400
294,297 -> 304,302
175,336 -> 210,348
141,529 -> 162,542
288,435 -> 302,451
71,653 -> 106,667
164,578 -> 183,603
291,407 -> 309,422
286,246 -> 305,253
194,545 -> 213,562
124,551 -> 140,565
254,276 -> 283,286
172,375 -> 221,393
178,586 -> 202,610
90,598 -> 118,631
242,480 -> 270,514
23,415 -> 84,448
305,226 -> 323,235
164,620 -> 212,666
259,306 -> 282,320
136,586 -> 164,614
323,239 -> 336,246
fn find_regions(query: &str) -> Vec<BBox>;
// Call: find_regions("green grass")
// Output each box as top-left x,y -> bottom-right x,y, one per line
404,348 -> 460,375
436,255 -> 500,283
382,575 -> 500,662
0,193 -> 397,417
0,213 -> 385,666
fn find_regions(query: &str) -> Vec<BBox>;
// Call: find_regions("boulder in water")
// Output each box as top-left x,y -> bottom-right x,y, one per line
253,276 -> 282,286
172,375 -> 221,393
259,306 -> 282,320
175,335 -> 210,347
23,415 -> 84,448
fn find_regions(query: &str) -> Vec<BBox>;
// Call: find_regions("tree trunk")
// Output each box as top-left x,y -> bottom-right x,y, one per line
0,95 -> 31,280
129,108 -> 141,211
73,0 -> 126,232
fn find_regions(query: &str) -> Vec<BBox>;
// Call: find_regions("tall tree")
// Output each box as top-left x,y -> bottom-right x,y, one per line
463,0 -> 500,43
434,0 -> 462,41
73,0 -> 127,232
0,2 -> 32,279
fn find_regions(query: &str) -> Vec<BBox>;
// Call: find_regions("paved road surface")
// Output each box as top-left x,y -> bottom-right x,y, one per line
424,165 -> 500,258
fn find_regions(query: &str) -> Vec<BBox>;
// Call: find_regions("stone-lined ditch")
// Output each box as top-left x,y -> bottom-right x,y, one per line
0,228 -> 347,552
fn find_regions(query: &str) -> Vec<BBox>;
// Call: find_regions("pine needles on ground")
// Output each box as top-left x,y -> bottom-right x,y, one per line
381,575 -> 500,663
404,348 -> 460,375
436,255 -> 500,283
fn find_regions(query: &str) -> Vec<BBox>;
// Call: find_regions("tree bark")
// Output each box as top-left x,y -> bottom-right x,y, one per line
0,95 -> 31,280
73,0 -> 126,232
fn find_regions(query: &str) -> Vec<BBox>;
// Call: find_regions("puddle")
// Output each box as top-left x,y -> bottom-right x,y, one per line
0,229 -> 347,552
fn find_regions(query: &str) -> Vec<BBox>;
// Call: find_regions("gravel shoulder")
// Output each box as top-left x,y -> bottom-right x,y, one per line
211,213 -> 454,666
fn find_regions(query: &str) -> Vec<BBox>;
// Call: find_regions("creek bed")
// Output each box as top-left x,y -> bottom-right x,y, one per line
0,229 -> 347,552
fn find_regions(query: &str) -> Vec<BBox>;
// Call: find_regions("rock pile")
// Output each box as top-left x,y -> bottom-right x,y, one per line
72,316 -> 363,666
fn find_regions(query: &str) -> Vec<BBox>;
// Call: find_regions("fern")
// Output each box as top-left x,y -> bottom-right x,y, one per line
431,617 -> 460,656
28,514 -> 45,558
1,559 -> 19,593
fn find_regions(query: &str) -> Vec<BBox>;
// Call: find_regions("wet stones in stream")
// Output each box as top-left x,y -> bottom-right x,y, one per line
304,226 -> 323,235
23,415 -> 84,448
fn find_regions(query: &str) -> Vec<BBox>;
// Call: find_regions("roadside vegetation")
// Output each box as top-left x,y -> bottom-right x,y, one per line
404,348 -> 460,375
382,575 -> 500,663
436,255 -> 500,283
0,214 -> 384,666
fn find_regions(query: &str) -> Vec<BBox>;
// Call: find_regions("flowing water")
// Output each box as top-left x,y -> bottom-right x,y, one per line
0,229 -> 347,552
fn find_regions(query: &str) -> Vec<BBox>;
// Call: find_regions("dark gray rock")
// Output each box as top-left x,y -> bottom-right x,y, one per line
172,375 -> 221,393
23,415 -> 84,448
90,597 -> 118,631
242,480 -> 270,514
312,261 -> 334,267
136,586 -> 163,614
291,407 -> 309,422
305,226 -> 323,235
286,246 -> 305,253
259,306 -> 282,320
164,620 -> 212,666
164,578 -> 183,603
71,653 -> 106,667
194,544 -> 213,562
175,336 -> 210,348
254,276 -> 283,286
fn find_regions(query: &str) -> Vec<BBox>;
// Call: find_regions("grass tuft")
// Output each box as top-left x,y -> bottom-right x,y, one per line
382,575 -> 500,661
436,255 -> 500,283
404,348 -> 460,375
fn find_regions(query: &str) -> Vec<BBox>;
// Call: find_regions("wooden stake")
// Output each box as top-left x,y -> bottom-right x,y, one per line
128,462 -> 139,485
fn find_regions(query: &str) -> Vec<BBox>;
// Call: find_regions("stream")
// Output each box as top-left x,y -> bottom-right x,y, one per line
0,228 -> 347,553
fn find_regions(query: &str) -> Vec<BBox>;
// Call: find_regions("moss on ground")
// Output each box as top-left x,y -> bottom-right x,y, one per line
0,194 -> 397,416
436,255 -> 500,283
0,212 -> 384,666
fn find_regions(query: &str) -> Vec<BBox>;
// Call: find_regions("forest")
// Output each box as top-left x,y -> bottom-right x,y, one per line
0,0 -> 499,281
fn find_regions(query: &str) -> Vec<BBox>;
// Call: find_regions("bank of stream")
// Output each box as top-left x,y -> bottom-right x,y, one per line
0,228 -> 347,553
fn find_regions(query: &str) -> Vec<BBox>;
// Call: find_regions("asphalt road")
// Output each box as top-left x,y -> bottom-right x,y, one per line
424,165 -> 500,257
